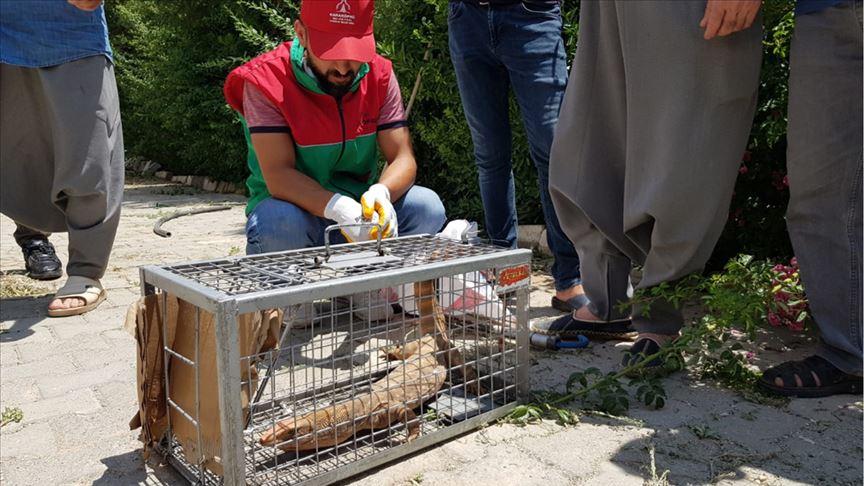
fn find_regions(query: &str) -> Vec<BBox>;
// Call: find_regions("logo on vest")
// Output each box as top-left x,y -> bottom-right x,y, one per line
330,0 -> 355,25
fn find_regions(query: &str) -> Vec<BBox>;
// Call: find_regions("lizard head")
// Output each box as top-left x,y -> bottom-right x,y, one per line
258,417 -> 316,450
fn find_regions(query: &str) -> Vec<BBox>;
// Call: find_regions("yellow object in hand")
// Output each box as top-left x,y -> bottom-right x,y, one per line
361,184 -> 398,239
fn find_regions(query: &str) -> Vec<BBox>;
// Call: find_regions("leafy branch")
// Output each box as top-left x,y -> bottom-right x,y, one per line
507,255 -> 794,425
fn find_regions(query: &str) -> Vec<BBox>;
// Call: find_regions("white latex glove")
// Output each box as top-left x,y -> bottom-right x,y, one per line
323,193 -> 378,243
360,183 -> 398,239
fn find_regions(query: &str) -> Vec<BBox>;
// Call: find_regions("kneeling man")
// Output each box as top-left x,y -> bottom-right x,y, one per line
225,0 -> 445,254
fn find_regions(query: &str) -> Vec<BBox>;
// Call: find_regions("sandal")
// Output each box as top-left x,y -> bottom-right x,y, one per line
531,310 -> 635,341
758,355 -> 863,398
47,276 -> 107,318
551,293 -> 590,313
621,334 -> 679,377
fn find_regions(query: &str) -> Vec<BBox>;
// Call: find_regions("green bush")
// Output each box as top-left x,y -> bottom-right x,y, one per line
107,0 -> 298,181
108,0 -> 795,262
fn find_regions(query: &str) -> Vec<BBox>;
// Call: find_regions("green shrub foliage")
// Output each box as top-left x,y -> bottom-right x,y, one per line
108,0 -> 795,261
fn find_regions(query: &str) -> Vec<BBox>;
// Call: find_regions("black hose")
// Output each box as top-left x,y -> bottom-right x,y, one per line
153,206 -> 232,238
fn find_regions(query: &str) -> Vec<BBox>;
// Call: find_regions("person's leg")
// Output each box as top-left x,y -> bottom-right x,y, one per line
781,2 -> 863,381
392,185 -> 446,236
498,2 -> 582,299
1,59 -> 116,313
617,0 -> 762,338
14,223 -> 62,280
548,0 -> 634,325
448,1 -> 517,248
248,198 -> 351,327
0,64 -> 68,235
39,56 -> 125,313
39,56 -> 125,282
1,67 -> 64,283
246,197 -> 330,254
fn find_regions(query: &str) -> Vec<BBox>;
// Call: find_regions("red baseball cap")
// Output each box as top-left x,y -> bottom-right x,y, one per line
301,0 -> 376,63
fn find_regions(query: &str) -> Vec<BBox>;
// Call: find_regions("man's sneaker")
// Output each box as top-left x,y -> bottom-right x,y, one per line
21,239 -> 62,280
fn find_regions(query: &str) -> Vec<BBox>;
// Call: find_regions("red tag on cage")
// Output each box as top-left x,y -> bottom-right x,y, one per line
497,264 -> 530,292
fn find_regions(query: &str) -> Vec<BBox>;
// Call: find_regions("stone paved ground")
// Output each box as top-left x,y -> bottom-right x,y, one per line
1,177 -> 861,486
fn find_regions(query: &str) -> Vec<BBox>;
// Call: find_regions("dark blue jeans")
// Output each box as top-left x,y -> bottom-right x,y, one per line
448,0 -> 580,291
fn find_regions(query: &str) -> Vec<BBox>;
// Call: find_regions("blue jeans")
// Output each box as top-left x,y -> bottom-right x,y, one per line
448,0 -> 580,291
246,185 -> 447,254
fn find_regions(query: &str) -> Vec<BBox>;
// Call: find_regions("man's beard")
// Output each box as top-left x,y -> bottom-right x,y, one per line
309,61 -> 356,98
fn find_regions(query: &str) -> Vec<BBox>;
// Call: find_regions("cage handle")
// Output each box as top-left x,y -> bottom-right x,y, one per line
323,222 -> 385,260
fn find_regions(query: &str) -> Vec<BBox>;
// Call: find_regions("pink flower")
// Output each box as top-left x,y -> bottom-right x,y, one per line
782,175 -> 789,187
739,164 -> 749,175
767,312 -> 782,327
788,320 -> 805,332
771,171 -> 788,191
746,351 -> 756,362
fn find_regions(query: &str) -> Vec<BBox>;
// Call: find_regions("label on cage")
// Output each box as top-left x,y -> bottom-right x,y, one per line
496,264 -> 530,293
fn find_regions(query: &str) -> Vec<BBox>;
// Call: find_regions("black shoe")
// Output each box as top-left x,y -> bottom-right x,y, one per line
531,311 -> 635,341
21,239 -> 63,280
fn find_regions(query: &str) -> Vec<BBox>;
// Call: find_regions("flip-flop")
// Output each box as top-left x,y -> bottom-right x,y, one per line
47,276 -> 107,318
551,293 -> 590,313
531,311 -> 635,341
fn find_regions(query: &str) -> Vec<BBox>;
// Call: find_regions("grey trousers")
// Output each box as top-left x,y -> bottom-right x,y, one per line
549,1 -> 762,333
13,223 -> 49,247
0,56 -> 124,280
786,2 -> 863,376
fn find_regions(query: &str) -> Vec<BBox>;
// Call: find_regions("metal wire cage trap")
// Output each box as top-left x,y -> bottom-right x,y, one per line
139,233 -> 532,485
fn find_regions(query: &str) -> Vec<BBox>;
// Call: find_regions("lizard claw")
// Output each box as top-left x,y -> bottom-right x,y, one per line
406,425 -> 421,443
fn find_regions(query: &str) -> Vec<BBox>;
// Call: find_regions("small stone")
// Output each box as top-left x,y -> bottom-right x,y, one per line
189,176 -> 206,188
203,178 -> 218,192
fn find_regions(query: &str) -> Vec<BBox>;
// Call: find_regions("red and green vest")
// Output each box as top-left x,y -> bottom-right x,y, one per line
224,41 -> 393,215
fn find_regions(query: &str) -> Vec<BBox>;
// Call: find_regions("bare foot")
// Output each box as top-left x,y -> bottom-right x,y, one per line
555,284 -> 584,302
48,297 -> 86,311
573,305 -> 603,321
